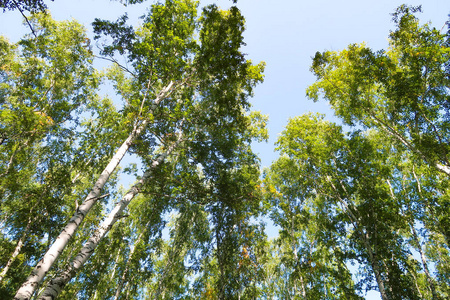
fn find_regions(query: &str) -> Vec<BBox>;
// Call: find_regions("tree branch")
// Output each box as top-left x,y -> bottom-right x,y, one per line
12,0 -> 37,38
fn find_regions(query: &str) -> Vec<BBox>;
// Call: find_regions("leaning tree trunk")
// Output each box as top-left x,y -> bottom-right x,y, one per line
327,177 -> 390,300
370,113 -> 450,177
0,215 -> 36,282
37,132 -> 182,300
112,228 -> 146,300
14,82 -> 174,300
400,170 -> 439,300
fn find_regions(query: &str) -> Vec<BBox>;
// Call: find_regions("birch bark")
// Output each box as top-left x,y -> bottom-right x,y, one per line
370,114 -> 450,177
112,230 -> 144,300
14,82 -> 174,300
410,224 -> 438,299
37,132 -> 182,299
326,177 -> 390,300
0,216 -> 36,282
153,209 -> 196,299
394,172 -> 439,300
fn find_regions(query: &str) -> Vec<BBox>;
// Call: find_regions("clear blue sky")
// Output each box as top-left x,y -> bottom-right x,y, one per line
1,1 -> 449,298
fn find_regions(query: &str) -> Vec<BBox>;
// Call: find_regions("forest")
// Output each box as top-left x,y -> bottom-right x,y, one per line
0,0 -> 449,299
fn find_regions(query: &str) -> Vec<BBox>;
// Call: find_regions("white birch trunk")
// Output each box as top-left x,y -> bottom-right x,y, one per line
0,216 -> 35,282
411,224 -> 438,299
326,177 -> 390,300
370,114 -> 450,176
38,132 -> 182,300
435,163 -> 450,176
153,210 -> 195,300
410,170 -> 439,300
113,225 -> 148,300
14,82 -> 174,300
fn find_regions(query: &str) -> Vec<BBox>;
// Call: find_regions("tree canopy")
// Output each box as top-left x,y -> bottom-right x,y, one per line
0,1 -> 449,300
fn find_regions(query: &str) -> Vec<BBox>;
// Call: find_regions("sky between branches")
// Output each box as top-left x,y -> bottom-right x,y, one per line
1,1 -> 449,299
1,0 -> 449,168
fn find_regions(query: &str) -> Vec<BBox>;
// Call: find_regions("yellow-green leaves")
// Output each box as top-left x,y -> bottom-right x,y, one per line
276,113 -> 344,165
246,111 -> 269,143
307,6 -> 450,175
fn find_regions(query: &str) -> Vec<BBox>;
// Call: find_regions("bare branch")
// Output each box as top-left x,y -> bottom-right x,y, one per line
12,0 -> 37,38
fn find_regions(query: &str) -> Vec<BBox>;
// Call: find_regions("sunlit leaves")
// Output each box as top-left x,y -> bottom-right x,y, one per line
307,6 -> 450,175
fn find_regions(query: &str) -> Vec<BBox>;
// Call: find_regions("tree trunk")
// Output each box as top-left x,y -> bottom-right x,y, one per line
91,245 -> 121,300
299,275 -> 306,298
363,232 -> 389,300
411,224 -> 438,299
153,209 -> 195,299
113,226 -> 148,300
0,216 -> 35,282
327,177 -> 390,300
391,172 -> 439,300
370,113 -> 450,176
410,170 -> 439,300
14,123 -> 142,300
14,82 -> 174,300
37,132 -> 182,300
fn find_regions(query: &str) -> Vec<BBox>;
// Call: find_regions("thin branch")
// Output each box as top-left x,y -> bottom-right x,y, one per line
12,0 -> 37,38
136,75 -> 154,121
94,54 -> 137,79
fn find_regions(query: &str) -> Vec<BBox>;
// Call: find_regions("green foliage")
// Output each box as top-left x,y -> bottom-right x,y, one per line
4,2 -> 448,300
265,111 -> 450,299
296,11 -> 450,297
2,1 -> 268,299
0,13 -> 122,299
0,0 -> 51,12
307,6 -> 450,175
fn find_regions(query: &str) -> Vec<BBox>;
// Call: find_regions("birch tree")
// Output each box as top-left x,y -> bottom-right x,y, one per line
305,5 -> 450,298
307,5 -> 450,176
264,115 -> 362,299
11,0 -> 265,298
0,12 -> 123,298
13,0 -> 196,297
38,131 -> 183,299
268,113 -> 442,299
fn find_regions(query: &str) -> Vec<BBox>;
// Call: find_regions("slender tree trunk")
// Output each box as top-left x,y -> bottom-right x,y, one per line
363,232 -> 389,300
0,216 -> 35,282
90,247 -> 122,299
14,83 -> 174,300
403,175 -> 438,299
112,253 -> 131,299
109,249 -> 122,291
290,218 -> 302,298
333,245 -> 357,300
0,142 -> 22,179
299,275 -> 306,298
410,173 -> 439,300
14,123 -> 142,300
326,177 -> 390,300
124,279 -> 133,300
153,210 -> 195,300
153,253 -> 173,300
38,133 -> 182,300
389,174 -> 439,300
370,114 -> 450,176
411,224 -> 438,299
113,227 -> 148,300
410,270 -> 424,298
